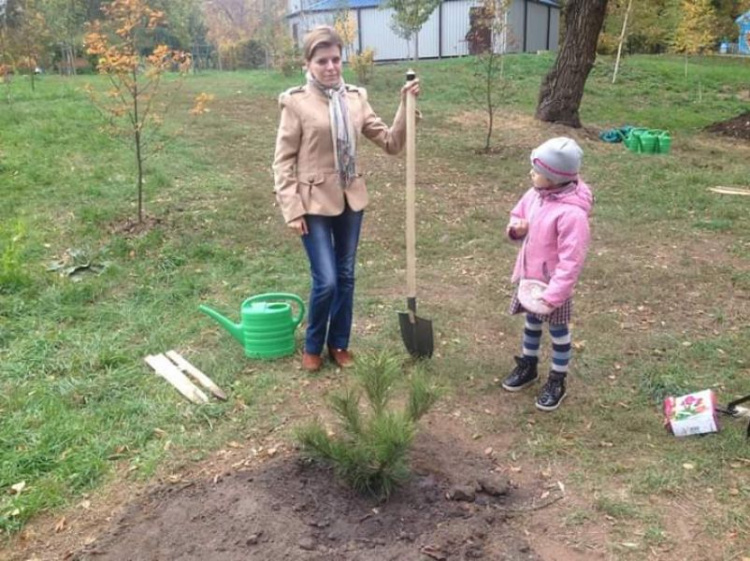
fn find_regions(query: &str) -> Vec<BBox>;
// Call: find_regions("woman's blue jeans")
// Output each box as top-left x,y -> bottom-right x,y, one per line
301,207 -> 364,354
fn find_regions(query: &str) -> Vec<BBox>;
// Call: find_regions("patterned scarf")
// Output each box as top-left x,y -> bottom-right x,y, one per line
307,71 -> 357,188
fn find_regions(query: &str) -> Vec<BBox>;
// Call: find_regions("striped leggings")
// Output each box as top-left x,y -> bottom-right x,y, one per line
521,314 -> 572,375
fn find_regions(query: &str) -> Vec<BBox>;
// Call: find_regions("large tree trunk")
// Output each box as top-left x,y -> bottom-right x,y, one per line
535,0 -> 608,128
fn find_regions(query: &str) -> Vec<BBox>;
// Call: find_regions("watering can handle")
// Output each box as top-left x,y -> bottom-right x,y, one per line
245,293 -> 306,327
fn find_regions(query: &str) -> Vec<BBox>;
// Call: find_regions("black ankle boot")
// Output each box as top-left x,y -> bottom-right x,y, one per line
501,356 -> 539,392
536,372 -> 567,411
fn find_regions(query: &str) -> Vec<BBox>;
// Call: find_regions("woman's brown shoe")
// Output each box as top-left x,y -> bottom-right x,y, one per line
328,347 -> 354,368
301,352 -> 323,372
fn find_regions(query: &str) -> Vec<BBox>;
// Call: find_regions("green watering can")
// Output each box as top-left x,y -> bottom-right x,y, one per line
622,128 -> 648,153
199,293 -> 305,359
623,128 -> 672,154
654,130 -> 672,154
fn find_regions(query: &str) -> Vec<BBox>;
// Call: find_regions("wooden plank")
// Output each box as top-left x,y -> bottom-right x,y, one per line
145,354 -> 209,404
165,350 -> 227,401
709,187 -> 750,196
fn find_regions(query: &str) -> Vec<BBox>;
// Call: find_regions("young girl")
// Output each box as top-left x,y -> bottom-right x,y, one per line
502,137 -> 593,411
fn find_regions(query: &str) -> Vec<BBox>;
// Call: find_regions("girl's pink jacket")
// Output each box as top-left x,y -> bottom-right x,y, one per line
509,181 -> 593,308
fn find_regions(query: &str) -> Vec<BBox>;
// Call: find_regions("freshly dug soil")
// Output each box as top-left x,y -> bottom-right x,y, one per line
71,430 -> 546,561
705,111 -> 750,140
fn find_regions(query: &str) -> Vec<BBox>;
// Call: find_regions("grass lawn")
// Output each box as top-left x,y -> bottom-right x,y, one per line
2,53 -> 750,559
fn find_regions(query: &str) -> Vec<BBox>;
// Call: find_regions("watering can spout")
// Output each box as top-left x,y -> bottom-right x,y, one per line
199,305 -> 244,345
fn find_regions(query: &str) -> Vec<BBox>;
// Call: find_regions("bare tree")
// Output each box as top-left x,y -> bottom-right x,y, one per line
535,0 -> 608,128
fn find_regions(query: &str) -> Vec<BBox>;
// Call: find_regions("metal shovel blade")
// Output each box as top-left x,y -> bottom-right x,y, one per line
399,298 -> 433,358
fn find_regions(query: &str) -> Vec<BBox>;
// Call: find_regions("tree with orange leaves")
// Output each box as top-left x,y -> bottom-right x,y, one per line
85,0 -> 211,223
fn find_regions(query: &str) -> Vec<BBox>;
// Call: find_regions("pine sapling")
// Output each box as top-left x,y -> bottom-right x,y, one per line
296,351 -> 440,500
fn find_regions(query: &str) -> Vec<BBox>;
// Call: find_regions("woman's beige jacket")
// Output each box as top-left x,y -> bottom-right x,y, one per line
273,84 -> 406,224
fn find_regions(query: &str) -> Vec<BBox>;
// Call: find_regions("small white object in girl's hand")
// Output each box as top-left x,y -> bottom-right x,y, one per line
518,280 -> 553,315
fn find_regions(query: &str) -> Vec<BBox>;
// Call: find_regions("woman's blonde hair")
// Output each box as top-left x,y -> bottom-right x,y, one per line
303,25 -> 344,61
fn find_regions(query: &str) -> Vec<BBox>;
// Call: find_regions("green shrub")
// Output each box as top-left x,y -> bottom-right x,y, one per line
349,48 -> 375,85
296,351 -> 440,500
275,38 -> 302,77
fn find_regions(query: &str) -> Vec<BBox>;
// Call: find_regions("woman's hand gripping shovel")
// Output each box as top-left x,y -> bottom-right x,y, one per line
398,70 -> 434,358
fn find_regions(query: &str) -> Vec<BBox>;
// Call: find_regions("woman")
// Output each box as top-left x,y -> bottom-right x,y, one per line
273,25 -> 420,372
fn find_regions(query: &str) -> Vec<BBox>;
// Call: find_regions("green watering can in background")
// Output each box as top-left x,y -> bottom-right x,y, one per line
654,130 -> 672,154
199,293 -> 305,359
622,127 -> 647,152
623,128 -> 672,154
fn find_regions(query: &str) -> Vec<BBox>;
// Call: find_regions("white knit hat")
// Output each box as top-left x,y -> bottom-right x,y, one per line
530,137 -> 583,185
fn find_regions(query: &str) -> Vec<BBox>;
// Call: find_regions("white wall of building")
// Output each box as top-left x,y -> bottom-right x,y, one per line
360,7 -> 409,60
525,1 -> 549,52
287,0 -> 559,62
441,0 -> 479,57
548,7 -> 560,51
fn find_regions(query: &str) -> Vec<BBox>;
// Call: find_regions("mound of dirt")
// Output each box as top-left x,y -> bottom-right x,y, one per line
705,111 -> 750,140
71,431 -> 547,561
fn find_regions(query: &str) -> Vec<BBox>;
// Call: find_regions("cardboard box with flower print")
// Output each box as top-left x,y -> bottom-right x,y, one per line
663,389 -> 719,437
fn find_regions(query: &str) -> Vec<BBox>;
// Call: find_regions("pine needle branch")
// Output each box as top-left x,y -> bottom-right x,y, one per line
329,388 -> 363,437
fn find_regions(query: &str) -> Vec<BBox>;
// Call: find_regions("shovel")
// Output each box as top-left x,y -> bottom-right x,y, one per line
398,69 -> 434,359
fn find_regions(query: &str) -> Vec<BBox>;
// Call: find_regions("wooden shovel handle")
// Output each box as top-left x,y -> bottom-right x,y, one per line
405,73 -> 417,299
